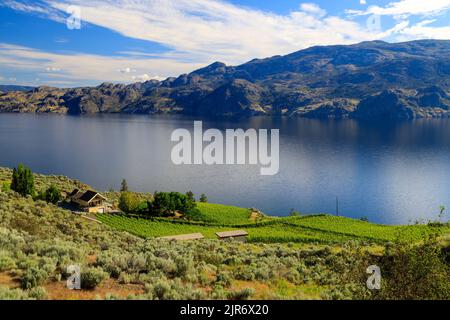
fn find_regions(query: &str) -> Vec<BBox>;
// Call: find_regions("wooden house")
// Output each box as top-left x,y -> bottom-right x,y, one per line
69,189 -> 107,214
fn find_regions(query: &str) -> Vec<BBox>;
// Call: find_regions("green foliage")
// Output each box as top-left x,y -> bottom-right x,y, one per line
227,288 -> 254,300
0,287 -> 30,300
0,251 -> 16,271
289,209 -> 301,217
81,267 -> 109,289
28,286 -> 48,300
199,193 -> 208,203
196,203 -> 254,224
375,240 -> 450,299
10,164 -> 35,197
145,278 -> 206,300
97,214 -> 228,238
21,267 -> 49,289
284,215 -> 448,243
186,191 -> 195,202
149,192 -> 197,218
331,239 -> 450,300
98,209 -> 449,244
0,167 -> 449,301
120,179 -> 128,192
1,181 -> 10,192
44,185 -> 62,204
119,191 -> 140,213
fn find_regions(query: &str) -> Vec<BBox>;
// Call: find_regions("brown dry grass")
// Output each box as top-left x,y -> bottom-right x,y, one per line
0,272 -> 145,300
44,278 -> 145,300
230,280 -> 272,299
0,272 -> 20,289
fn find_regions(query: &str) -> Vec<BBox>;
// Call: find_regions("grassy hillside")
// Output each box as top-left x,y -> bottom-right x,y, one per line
0,167 -> 449,300
195,203 -> 257,224
97,208 -> 449,244
0,188 -> 376,300
0,167 -> 90,196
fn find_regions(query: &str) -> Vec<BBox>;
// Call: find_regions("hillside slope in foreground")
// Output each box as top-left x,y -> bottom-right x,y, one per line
0,167 -> 449,300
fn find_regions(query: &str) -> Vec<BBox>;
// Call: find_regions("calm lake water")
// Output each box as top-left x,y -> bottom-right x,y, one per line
1,113 -> 449,224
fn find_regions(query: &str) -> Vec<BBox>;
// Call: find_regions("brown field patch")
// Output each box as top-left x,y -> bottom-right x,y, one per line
230,280 -> 272,299
0,272 -> 20,288
44,278 -> 145,300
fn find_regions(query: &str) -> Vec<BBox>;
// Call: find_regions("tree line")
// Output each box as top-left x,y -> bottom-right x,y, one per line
118,179 -> 208,219
6,164 -> 61,204
4,166 -> 208,220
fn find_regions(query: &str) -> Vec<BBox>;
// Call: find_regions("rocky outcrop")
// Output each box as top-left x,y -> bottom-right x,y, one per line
1,40 -> 450,119
352,88 -> 450,119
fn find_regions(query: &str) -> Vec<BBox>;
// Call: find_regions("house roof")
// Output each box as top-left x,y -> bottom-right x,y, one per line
216,230 -> 249,238
69,188 -> 83,200
69,188 -> 80,197
159,233 -> 204,241
78,190 -> 107,203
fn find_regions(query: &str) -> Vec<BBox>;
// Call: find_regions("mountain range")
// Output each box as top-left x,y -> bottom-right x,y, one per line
1,39 -> 449,119
0,85 -> 35,92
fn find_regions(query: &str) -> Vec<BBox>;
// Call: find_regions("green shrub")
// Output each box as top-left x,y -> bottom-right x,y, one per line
118,272 -> 134,284
1,181 -> 10,192
28,286 -> 48,300
44,185 -> 62,204
227,288 -> 254,300
151,280 -> 172,300
0,252 -> 16,271
119,192 -> 140,213
215,271 -> 232,286
81,267 -> 108,289
331,239 -> 450,300
211,284 -> 227,299
146,279 -> 206,300
0,287 -> 29,300
21,267 -> 49,289
374,240 -> 450,299
199,194 -> 208,203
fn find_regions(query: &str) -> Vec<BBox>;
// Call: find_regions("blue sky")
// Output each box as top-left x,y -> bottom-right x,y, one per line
0,0 -> 449,87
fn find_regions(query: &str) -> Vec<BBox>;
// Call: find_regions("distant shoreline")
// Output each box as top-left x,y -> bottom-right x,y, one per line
1,40 -> 449,119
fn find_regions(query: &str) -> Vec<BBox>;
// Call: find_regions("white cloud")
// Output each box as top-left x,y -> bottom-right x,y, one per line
360,0 -> 367,5
395,19 -> 450,40
2,0 -> 449,87
43,0 -> 374,65
0,0 -> 66,22
349,0 -> 450,17
45,66 -> 61,72
118,67 -> 134,73
0,43 -> 203,86
132,74 -> 163,82
299,3 -> 326,17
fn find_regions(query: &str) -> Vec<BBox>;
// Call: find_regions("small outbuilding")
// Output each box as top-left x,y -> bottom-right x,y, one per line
159,233 -> 205,241
216,230 -> 249,242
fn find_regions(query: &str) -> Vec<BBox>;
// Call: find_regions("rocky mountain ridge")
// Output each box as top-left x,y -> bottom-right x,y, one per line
1,40 -> 449,119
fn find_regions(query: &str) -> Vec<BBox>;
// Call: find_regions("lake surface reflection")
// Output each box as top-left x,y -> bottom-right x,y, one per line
0,113 -> 449,224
